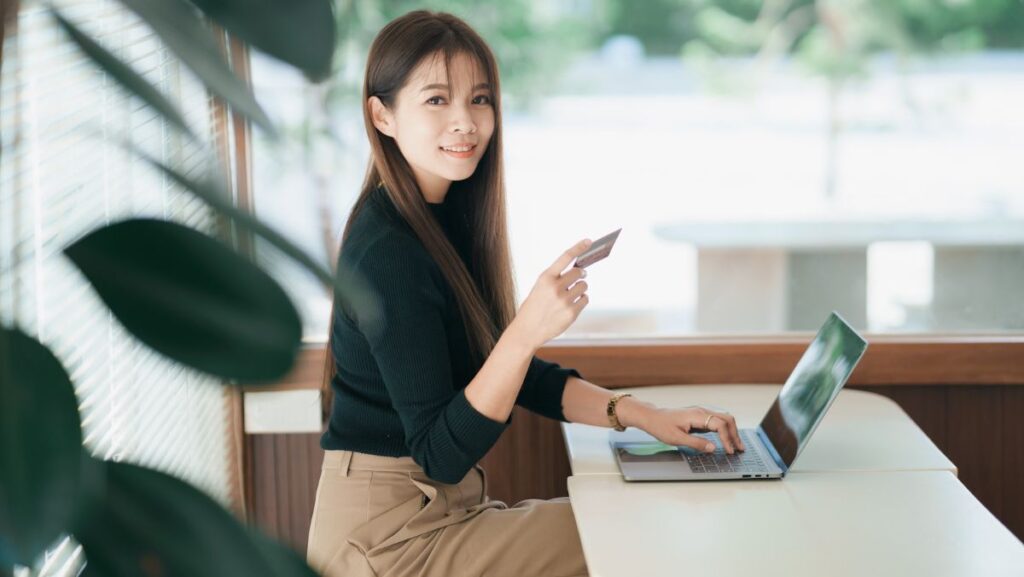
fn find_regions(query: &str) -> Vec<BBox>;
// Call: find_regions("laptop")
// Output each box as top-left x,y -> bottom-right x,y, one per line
611,311 -> 868,481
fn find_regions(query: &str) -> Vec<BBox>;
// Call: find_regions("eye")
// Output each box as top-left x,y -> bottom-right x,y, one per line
426,95 -> 446,105
474,94 -> 493,105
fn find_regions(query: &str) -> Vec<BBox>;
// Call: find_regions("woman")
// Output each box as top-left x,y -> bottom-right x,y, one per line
307,10 -> 745,577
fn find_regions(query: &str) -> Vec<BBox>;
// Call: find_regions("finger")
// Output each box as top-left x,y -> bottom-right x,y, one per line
571,293 -> 589,314
567,280 -> 588,300
692,408 -> 713,432
547,239 -> 592,277
558,266 -> 586,290
708,412 -> 739,453
672,430 -> 716,453
708,416 -> 735,454
722,413 -> 745,452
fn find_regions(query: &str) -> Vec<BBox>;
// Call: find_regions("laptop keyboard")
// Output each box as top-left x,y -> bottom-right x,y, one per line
686,430 -> 769,474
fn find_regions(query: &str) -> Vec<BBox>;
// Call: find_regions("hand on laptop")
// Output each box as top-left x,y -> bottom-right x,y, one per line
634,405 -> 746,455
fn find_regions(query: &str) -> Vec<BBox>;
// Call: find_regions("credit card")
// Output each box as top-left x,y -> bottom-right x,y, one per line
573,228 -> 621,269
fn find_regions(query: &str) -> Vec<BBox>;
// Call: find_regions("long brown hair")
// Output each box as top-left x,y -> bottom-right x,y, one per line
321,10 -> 516,419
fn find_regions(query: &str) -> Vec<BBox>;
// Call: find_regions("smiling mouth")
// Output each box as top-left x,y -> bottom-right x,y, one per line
440,144 -> 476,152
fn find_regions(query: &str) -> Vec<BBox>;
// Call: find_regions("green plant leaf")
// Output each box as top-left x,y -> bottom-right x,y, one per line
49,8 -> 195,140
63,218 -> 302,383
186,0 -> 336,81
0,328 -> 84,571
120,145 -> 381,334
74,460 -> 316,577
112,0 -> 278,138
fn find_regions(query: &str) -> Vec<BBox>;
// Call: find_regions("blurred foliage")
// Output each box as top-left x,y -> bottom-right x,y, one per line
3,0 -> 351,573
284,0 -> 1024,142
592,0 -> 1024,199
601,0 -> 1024,58
325,0 -> 600,110
597,0 -> 1024,123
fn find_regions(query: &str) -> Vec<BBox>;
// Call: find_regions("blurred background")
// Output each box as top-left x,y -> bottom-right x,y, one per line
247,0 -> 1024,341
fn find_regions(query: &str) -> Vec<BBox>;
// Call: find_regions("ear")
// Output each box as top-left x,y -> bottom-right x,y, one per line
368,96 -> 396,138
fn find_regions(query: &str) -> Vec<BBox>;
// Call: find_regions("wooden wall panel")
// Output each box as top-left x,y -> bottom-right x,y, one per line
247,434 -> 323,553
478,407 -> 573,503
945,387 -> 1005,524
1003,387 -> 1024,540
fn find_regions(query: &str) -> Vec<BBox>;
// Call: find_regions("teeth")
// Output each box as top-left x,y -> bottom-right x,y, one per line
443,145 -> 473,152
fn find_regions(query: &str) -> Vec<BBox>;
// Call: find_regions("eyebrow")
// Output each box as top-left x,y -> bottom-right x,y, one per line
420,82 -> 492,92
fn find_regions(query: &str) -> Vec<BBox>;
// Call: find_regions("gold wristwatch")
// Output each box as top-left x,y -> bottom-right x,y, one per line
606,392 -> 633,431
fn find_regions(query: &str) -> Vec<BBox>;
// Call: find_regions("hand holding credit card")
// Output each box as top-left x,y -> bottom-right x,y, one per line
573,228 -> 621,269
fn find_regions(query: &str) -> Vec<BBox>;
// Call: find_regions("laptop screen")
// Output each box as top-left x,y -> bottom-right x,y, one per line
758,312 -> 868,469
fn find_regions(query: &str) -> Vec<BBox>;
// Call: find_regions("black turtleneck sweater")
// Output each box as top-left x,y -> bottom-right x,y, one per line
321,186 -> 582,484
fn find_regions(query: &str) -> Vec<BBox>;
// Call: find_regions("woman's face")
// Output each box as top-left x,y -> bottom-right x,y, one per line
370,51 -> 495,203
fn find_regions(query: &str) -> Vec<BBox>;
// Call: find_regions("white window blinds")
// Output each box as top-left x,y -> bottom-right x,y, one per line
1,1 -> 241,574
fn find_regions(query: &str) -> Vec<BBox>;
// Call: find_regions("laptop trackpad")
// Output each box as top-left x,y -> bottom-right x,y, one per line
615,442 -> 689,463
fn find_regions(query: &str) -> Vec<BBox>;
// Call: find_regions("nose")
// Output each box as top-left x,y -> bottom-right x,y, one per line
449,101 -> 477,134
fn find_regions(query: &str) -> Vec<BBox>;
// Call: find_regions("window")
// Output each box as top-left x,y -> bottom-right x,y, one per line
249,1 -> 1024,340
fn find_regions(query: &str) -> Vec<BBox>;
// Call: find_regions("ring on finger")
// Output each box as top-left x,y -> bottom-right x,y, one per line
703,413 -> 713,429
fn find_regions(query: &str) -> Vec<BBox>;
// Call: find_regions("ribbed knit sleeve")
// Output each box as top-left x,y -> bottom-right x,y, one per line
350,233 -> 510,484
515,356 -> 582,422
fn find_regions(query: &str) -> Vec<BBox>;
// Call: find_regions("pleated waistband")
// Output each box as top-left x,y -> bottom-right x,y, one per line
322,449 -> 424,475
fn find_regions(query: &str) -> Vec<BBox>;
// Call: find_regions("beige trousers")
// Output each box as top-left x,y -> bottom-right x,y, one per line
306,450 -> 589,577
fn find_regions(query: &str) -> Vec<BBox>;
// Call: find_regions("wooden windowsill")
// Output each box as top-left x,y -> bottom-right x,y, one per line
241,335 -> 1024,392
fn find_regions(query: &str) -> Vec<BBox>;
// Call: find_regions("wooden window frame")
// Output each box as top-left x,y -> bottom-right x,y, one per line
211,30 -> 255,520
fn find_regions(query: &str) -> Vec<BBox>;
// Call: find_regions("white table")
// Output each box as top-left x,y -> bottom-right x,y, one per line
561,384 -> 956,476
567,471 -> 1024,577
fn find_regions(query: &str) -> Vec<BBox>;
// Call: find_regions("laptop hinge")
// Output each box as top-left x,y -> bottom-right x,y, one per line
757,426 -> 789,475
